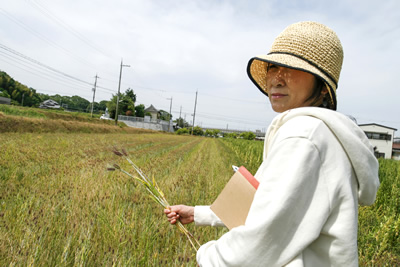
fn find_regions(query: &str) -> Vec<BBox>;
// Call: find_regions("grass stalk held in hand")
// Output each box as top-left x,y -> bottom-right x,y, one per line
110,147 -> 201,251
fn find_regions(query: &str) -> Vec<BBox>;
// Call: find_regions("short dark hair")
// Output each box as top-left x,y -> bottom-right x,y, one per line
307,76 -> 334,110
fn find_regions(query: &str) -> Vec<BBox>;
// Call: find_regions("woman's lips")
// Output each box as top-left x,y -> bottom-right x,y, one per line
270,93 -> 287,99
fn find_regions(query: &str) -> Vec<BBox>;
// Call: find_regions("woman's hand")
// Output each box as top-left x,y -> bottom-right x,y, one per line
164,205 -> 194,225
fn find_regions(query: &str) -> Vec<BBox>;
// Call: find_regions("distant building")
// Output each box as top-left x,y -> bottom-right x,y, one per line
39,99 -> 60,109
359,123 -> 397,159
144,104 -> 158,122
0,96 -> 11,105
100,108 -> 111,120
393,143 -> 400,160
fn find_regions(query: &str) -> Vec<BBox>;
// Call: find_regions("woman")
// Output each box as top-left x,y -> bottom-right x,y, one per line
165,21 -> 380,266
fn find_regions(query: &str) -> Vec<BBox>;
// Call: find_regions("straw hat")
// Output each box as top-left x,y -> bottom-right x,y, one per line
247,21 -> 344,110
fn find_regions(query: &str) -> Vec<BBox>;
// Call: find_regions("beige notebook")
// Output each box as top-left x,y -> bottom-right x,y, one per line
210,166 -> 259,230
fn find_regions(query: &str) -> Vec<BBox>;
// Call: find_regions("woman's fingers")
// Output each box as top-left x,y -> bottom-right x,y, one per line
164,208 -> 180,224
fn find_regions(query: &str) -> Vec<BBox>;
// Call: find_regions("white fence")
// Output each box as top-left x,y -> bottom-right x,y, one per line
118,115 -> 173,132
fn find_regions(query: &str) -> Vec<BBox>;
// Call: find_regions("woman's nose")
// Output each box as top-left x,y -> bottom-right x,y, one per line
271,67 -> 286,87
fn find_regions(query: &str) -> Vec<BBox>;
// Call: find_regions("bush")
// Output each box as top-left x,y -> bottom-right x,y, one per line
176,128 -> 189,135
224,133 -> 238,139
192,126 -> 204,136
240,131 -> 256,140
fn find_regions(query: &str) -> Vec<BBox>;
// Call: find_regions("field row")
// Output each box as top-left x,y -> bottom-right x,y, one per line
1,132 -> 399,265
0,133 -> 245,266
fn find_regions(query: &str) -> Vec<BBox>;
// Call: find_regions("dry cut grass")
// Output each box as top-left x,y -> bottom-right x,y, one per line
0,133 -> 238,266
0,130 -> 398,266
0,113 -> 154,134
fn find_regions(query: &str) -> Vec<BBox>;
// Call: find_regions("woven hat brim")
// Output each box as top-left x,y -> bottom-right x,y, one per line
247,53 -> 337,110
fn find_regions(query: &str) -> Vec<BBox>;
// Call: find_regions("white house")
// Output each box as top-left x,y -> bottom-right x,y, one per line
39,99 -> 60,109
359,123 -> 397,159
144,104 -> 158,122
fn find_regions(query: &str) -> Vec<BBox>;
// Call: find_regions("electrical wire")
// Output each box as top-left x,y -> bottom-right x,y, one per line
0,7 -> 100,71
0,43 -> 93,86
28,0 -> 111,58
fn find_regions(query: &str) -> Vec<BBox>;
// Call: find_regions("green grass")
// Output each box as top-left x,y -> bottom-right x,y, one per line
0,104 -> 97,120
0,105 -> 156,134
0,104 -> 47,118
0,133 -> 234,266
358,159 -> 400,266
0,107 -> 399,265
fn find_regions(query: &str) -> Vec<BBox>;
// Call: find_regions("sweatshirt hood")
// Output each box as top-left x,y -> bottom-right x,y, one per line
264,107 -> 380,206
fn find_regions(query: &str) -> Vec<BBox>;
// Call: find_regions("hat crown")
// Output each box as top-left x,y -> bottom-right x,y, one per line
270,21 -> 343,85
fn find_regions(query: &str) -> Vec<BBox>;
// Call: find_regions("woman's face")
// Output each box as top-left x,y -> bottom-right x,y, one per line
265,64 -> 323,112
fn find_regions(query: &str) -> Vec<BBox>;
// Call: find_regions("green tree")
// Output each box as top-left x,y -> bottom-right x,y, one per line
240,132 -> 256,140
224,132 -> 238,139
212,129 -> 221,137
135,104 -> 145,117
125,88 -> 136,103
99,100 -> 108,112
176,128 -> 189,135
71,95 -> 90,111
106,95 -> 118,119
106,89 -> 135,119
0,71 -> 43,107
90,100 -> 108,115
158,110 -> 172,121
191,126 -> 204,136
175,117 -> 190,128
24,88 -> 41,107
204,129 -> 220,138
205,129 -> 213,137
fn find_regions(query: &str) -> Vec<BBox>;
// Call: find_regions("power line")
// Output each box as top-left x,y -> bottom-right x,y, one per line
0,7 -> 100,70
27,0 -> 111,58
0,43 -> 92,86
201,92 -> 266,104
0,50 -> 90,91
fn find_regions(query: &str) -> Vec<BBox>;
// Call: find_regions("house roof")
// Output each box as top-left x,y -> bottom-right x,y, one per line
0,96 -> 11,104
144,104 -> 158,113
393,143 -> 400,150
39,99 -> 60,109
41,99 -> 59,105
358,123 -> 397,131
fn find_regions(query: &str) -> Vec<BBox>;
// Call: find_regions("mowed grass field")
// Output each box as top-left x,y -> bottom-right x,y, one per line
0,132 -> 259,266
0,107 -> 399,266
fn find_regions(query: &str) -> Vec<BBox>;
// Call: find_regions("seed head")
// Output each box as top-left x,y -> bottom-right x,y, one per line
113,164 -> 121,170
113,150 -> 123,157
112,146 -> 123,156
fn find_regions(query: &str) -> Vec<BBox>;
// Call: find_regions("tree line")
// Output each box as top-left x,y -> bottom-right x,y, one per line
176,126 -> 257,140
0,71 -> 174,121
0,71 -> 106,113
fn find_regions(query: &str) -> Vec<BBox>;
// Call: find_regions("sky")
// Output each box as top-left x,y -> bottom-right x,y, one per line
1,0 -> 399,135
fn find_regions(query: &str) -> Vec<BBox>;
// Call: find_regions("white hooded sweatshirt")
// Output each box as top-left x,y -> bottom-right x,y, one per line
195,107 -> 380,266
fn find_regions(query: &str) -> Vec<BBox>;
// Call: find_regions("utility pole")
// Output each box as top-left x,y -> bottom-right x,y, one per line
179,105 -> 182,127
91,74 -> 98,118
167,97 -> 172,132
191,90 -> 198,135
115,59 -> 130,125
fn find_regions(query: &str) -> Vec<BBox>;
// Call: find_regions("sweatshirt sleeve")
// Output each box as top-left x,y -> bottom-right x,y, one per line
194,206 -> 226,227
197,137 -> 332,266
